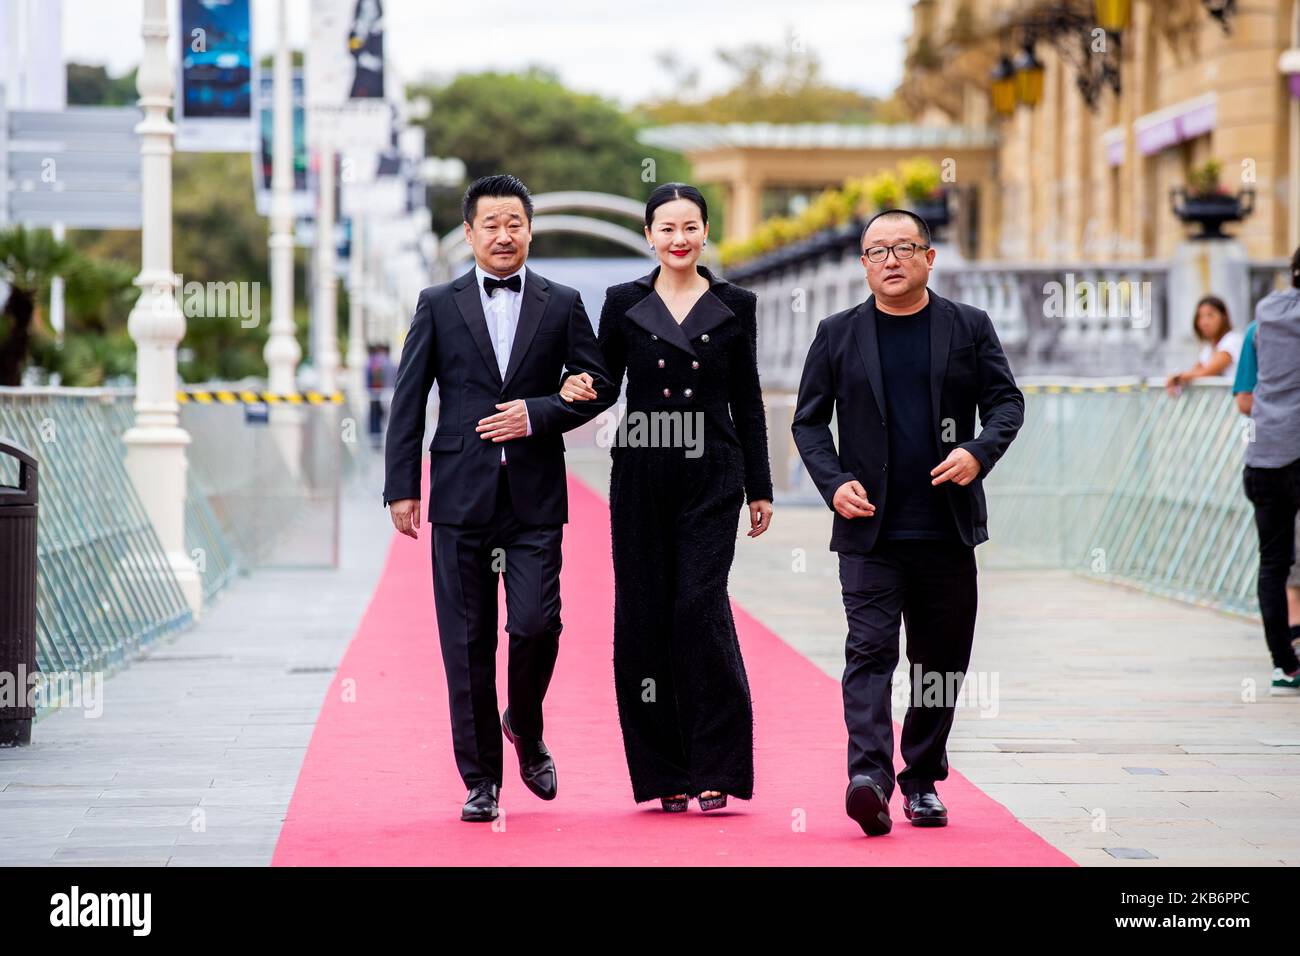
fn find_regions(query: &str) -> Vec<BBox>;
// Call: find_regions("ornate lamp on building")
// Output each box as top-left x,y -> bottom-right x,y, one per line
1095,0 -> 1131,34
1014,44 -> 1046,107
991,55 -> 1018,117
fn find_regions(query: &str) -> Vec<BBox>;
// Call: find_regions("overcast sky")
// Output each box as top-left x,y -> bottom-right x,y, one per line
61,0 -> 912,107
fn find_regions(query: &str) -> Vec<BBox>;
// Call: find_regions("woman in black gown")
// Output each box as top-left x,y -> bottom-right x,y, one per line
561,183 -> 774,812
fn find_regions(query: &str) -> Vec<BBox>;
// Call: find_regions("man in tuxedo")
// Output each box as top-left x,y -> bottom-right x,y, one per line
792,209 -> 1023,836
383,174 -> 617,822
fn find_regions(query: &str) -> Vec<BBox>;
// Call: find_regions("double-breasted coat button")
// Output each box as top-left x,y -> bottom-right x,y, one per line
691,360 -> 699,369
684,388 -> 693,398
700,334 -> 709,342
657,359 -> 665,368
663,387 -> 671,397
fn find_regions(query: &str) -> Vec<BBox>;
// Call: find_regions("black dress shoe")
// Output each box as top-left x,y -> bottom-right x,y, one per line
502,710 -> 557,800
902,791 -> 948,827
845,775 -> 892,836
461,782 -> 500,822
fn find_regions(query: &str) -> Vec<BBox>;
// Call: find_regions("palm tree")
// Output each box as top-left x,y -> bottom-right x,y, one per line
0,225 -> 79,386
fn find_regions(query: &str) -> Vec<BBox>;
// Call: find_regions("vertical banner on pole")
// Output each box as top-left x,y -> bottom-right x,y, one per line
306,0 -> 390,150
176,0 -> 257,152
254,70 -> 311,217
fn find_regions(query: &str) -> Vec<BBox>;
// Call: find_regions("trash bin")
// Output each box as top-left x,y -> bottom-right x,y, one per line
0,439 -> 38,747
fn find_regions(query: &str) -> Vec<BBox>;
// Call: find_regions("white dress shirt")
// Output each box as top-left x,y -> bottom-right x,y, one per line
474,262 -> 532,462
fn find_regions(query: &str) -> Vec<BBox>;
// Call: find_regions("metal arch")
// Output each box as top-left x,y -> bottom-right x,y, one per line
531,190 -> 647,220
443,214 -> 654,265
439,190 -> 649,253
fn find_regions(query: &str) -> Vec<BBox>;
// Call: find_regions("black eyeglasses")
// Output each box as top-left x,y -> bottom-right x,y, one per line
861,241 -> 929,263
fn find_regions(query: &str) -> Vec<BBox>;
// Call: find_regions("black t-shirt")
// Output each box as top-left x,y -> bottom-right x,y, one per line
874,302 -> 959,541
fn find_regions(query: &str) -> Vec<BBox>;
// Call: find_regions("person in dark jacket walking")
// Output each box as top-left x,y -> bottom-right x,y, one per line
792,209 -> 1023,837
560,183 -> 773,813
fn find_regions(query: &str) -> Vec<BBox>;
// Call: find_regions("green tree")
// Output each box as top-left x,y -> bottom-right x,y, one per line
66,63 -> 140,106
641,33 -> 901,124
69,151 -> 318,384
408,68 -> 693,248
0,226 -> 79,385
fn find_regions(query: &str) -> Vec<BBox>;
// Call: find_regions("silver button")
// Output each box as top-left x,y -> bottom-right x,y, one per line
657,359 -> 665,368
663,388 -> 671,398
691,360 -> 699,369
650,333 -> 658,340
700,334 -> 709,342
684,388 -> 693,398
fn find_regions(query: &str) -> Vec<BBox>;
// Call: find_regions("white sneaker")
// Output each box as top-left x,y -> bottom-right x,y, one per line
1270,667 -> 1300,696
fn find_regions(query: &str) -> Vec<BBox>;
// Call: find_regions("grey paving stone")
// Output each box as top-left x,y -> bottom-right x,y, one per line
1105,847 -> 1158,860
2,464 -> 390,866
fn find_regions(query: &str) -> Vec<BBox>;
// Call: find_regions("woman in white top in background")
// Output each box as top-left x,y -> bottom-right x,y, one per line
1166,294 -> 1243,396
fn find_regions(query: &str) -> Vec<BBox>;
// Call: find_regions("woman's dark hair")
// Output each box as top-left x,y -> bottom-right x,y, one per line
1291,244 -> 1300,289
645,182 -> 708,228
463,174 -> 533,224
1192,295 -> 1231,342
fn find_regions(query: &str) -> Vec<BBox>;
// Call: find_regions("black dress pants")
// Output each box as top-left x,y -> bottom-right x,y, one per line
1243,457 -> 1300,673
838,538 -> 978,799
610,438 -> 754,803
430,464 -> 564,789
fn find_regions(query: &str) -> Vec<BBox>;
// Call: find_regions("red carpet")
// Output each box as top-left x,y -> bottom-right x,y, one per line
272,461 -> 1074,866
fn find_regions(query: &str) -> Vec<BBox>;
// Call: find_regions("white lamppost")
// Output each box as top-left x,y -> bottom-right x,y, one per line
123,0 -> 202,616
313,145 -> 340,394
265,0 -> 301,394
265,0 -> 303,477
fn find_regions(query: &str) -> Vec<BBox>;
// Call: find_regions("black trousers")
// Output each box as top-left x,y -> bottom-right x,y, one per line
610,439 -> 754,803
1243,457 -> 1300,673
838,538 -> 978,799
430,464 -> 563,789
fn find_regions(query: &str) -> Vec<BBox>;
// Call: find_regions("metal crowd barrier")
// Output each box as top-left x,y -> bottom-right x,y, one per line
175,386 -> 359,570
0,385 -> 362,717
0,389 -> 193,693
980,378 -> 1259,617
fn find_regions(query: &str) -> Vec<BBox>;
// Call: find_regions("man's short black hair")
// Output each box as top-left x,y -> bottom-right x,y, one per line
860,208 -> 932,253
462,174 -> 534,225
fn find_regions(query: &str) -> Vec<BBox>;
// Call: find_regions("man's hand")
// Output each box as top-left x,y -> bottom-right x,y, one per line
389,498 -> 421,539
930,447 -> 982,486
833,480 -> 876,519
560,372 -> 597,402
477,399 -> 529,442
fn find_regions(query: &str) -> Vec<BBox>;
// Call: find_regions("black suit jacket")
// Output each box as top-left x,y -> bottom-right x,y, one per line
791,289 -> 1024,552
597,265 -> 774,503
382,265 -> 618,525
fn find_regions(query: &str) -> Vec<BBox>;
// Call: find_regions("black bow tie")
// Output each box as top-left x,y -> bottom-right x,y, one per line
483,274 -> 522,295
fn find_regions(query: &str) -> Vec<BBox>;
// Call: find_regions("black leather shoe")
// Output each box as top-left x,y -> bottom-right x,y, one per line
461,782 -> 500,822
902,791 -> 948,827
845,775 -> 892,836
502,710 -> 557,800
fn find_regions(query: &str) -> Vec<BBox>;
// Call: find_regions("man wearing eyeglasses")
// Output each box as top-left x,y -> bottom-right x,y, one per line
792,209 -> 1024,837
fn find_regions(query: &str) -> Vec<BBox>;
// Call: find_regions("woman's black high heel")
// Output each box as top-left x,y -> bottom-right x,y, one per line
660,794 -> 689,812
696,790 -> 727,812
